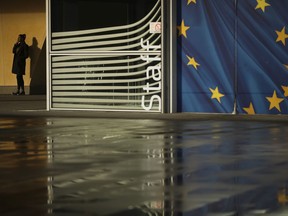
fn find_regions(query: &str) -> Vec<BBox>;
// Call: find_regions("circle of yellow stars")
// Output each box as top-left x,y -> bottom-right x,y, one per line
177,0 -> 288,114
243,89 -> 287,114
244,0 -> 288,114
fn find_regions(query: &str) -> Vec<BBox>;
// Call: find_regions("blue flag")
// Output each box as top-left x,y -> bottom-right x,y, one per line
237,0 -> 288,114
177,0 -> 288,114
177,0 -> 236,113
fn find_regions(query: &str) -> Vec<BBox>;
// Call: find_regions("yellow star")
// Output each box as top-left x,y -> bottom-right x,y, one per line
186,55 -> 200,70
243,102 -> 255,115
187,0 -> 196,5
209,87 -> 225,103
284,64 -> 288,70
266,90 -> 284,112
255,0 -> 270,12
282,85 -> 288,97
276,27 -> 288,46
177,20 -> 190,38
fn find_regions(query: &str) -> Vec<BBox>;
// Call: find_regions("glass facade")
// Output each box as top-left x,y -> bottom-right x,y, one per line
48,0 -> 163,111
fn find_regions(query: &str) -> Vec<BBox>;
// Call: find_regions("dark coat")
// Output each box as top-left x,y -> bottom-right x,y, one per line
12,42 -> 29,75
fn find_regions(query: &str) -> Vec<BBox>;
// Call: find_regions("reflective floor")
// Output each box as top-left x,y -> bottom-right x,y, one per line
0,117 -> 288,216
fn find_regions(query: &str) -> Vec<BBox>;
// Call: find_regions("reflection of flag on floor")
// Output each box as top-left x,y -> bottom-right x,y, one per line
177,0 -> 288,114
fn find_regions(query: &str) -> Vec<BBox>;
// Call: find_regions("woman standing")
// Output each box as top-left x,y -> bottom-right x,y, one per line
12,34 -> 29,95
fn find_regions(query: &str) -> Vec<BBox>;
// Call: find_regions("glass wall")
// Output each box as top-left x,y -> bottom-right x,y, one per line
48,0 -> 163,111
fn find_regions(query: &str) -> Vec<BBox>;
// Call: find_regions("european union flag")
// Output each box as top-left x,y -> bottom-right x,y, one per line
177,0 -> 288,114
177,0 -> 236,113
237,0 -> 288,114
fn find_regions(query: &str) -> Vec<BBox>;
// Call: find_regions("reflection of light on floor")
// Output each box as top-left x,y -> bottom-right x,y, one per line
3,117 -> 287,215
278,188 -> 288,204
47,176 -> 54,214
249,209 -> 268,214
47,135 -> 54,214
267,207 -> 288,216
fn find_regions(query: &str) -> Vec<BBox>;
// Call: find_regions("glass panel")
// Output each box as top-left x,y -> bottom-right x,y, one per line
49,0 -> 162,112
51,54 -> 162,111
51,0 -> 158,32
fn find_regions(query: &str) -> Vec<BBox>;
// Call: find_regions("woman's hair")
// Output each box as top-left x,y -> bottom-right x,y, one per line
19,34 -> 26,40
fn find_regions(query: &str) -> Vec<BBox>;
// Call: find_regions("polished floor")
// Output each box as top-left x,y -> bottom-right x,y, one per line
1,116 -> 288,215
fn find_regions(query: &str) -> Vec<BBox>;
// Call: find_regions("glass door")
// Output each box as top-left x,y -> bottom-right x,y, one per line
48,0 -> 163,112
